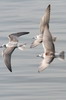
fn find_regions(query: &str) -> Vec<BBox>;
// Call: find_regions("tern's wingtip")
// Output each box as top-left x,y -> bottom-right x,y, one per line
9,68 -> 12,72
48,4 -> 51,7
47,4 -> 51,10
7,67 -> 12,72
26,32 -> 30,34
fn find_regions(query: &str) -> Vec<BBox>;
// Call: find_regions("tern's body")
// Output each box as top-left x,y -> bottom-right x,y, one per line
38,26 -> 65,72
0,32 -> 29,72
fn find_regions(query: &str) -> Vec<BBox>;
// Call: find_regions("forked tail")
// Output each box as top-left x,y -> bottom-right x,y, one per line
59,51 -> 65,60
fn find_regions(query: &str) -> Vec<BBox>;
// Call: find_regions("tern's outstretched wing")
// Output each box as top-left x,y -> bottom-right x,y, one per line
40,4 -> 51,33
8,32 -> 29,42
30,37 -> 42,48
30,5 -> 51,48
3,47 -> 16,72
38,55 -> 54,72
43,25 -> 55,53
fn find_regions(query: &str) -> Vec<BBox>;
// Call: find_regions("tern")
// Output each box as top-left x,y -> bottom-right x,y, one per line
0,32 -> 29,72
30,4 -> 56,48
38,25 -> 65,72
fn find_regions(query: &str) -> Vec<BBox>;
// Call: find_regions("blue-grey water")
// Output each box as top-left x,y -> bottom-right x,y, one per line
0,0 -> 66,100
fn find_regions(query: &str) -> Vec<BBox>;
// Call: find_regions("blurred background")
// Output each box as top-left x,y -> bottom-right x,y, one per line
0,0 -> 66,100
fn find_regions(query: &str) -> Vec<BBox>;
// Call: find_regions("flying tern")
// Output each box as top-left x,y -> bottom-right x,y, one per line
0,32 -> 29,72
38,25 -> 65,72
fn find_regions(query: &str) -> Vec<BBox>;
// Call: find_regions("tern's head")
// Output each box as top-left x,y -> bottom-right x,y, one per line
0,44 -> 6,48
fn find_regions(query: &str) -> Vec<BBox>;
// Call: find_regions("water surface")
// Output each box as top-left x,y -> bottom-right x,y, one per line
0,0 -> 66,100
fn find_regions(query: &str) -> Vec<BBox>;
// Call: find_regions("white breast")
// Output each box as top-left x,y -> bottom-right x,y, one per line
6,42 -> 18,47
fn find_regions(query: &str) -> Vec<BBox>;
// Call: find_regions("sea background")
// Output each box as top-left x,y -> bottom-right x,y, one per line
0,0 -> 66,100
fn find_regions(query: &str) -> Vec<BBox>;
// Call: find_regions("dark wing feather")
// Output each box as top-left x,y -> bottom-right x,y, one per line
10,32 -> 29,37
3,54 -> 12,72
3,47 -> 16,72
8,32 -> 29,42
40,4 -> 51,33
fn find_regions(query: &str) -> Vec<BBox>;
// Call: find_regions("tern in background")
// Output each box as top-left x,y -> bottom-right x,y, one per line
38,25 -> 65,72
30,4 -> 56,48
0,32 -> 29,72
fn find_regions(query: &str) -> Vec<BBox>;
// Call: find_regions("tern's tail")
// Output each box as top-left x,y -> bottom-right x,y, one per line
59,51 -> 65,60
